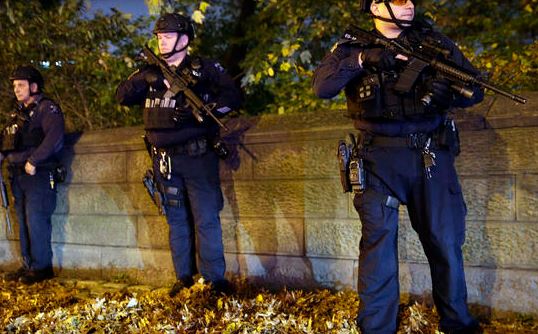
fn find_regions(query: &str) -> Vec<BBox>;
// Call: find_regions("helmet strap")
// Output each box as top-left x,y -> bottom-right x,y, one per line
160,34 -> 189,59
372,1 -> 414,30
29,82 -> 41,96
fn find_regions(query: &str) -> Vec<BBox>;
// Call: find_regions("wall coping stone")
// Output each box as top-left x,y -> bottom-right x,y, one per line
68,91 -> 536,154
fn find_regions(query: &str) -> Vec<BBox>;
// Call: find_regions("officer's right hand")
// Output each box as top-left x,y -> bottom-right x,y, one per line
361,48 -> 398,71
141,65 -> 167,91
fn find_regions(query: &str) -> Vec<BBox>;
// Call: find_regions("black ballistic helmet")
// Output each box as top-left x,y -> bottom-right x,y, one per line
10,65 -> 44,92
153,13 -> 195,41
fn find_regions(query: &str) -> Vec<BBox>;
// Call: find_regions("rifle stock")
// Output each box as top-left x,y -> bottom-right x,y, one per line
345,26 -> 528,104
141,45 -> 229,130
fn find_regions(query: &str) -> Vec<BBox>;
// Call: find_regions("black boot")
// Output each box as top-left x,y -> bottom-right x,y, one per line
169,276 -> 195,297
211,279 -> 235,295
4,267 -> 28,282
440,322 -> 483,334
20,267 -> 54,285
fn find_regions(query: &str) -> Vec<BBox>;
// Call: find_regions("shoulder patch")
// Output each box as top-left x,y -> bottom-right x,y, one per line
39,99 -> 61,114
331,34 -> 357,53
48,103 -> 60,114
127,68 -> 141,80
213,62 -> 225,73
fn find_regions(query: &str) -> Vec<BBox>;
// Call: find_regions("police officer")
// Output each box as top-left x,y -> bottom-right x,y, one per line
313,1 -> 484,333
116,13 -> 241,296
1,65 -> 65,284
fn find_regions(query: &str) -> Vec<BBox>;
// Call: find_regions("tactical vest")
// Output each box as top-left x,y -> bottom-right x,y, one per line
1,101 -> 46,152
143,57 -> 204,130
345,28 -> 444,121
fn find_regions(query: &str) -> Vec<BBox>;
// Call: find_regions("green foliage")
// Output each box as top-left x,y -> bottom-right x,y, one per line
166,0 -> 537,116
0,0 -> 150,131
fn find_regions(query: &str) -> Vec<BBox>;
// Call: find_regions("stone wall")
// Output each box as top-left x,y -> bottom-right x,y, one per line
1,92 -> 537,315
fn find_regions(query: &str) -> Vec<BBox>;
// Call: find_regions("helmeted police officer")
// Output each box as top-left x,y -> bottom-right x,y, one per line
1,65 -> 65,284
313,1 -> 484,333
116,13 -> 241,296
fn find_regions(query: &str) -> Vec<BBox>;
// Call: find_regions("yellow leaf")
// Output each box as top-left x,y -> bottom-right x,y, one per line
486,62 -> 492,69
191,10 -> 205,24
281,45 -> 291,57
280,62 -> 291,72
491,43 -> 498,49
256,294 -> 264,303
217,298 -> 223,310
200,1 -> 211,12
267,67 -> 274,77
278,106 -> 285,114
524,4 -> 533,13
267,53 -> 277,64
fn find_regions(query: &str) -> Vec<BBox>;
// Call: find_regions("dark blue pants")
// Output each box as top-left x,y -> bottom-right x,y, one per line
154,150 -> 226,283
10,169 -> 57,271
354,145 -> 476,334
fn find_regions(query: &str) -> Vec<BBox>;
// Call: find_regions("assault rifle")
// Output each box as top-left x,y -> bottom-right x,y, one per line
141,44 -> 229,131
344,25 -> 528,104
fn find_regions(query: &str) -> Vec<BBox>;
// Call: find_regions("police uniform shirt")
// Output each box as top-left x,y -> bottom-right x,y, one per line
7,95 -> 65,166
116,55 -> 241,148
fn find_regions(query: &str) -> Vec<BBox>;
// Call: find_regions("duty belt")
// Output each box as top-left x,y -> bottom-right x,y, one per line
162,137 -> 208,156
367,133 -> 438,149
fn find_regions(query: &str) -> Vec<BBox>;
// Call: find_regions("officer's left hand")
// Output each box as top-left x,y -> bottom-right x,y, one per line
428,79 -> 454,109
25,161 -> 36,175
142,65 -> 167,91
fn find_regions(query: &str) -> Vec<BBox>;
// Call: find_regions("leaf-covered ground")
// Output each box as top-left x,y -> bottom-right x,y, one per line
0,276 -> 536,333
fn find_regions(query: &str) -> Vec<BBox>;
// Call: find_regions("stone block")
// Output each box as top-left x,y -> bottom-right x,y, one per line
228,179 -> 348,219
517,173 -> 538,221
457,128 -> 538,174
137,215 -> 169,249
0,240 -> 16,265
70,152 -> 127,183
59,184 -> 138,215
309,257 -> 356,289
127,183 -> 160,216
100,247 -> 146,269
400,263 -> 538,316
52,244 -> 102,269
460,176 -> 515,221
463,222 -> 538,268
222,217 -> 303,255
126,150 -> 152,183
221,217 -> 238,253
402,221 -> 538,269
52,215 -> 137,247
465,267 -> 538,316
305,218 -> 361,258
225,253 -> 355,289
225,253 -> 319,288
252,139 -> 338,179
54,184 -> 69,215
0,212 -> 6,240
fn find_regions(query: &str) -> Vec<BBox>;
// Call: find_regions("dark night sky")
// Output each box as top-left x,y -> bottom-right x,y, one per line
87,0 -> 149,17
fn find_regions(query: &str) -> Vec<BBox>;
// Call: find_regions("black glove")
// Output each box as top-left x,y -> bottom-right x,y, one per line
141,65 -> 167,91
361,48 -> 397,71
427,79 -> 454,109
